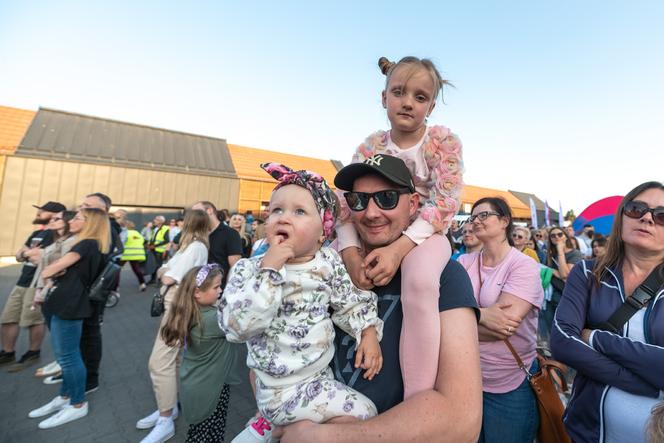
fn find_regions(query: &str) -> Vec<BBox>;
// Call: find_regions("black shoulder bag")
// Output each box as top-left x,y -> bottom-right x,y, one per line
88,260 -> 122,303
151,283 -> 175,317
592,266 -> 663,333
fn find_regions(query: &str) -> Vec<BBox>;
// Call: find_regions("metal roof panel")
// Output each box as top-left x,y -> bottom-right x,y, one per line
16,108 -> 237,178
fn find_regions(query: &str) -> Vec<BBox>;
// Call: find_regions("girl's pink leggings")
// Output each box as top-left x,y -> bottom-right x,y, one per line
400,233 -> 451,399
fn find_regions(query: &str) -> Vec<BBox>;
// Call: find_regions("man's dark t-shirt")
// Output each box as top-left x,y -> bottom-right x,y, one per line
332,260 -> 479,413
17,229 -> 54,287
43,239 -> 104,320
208,222 -> 243,282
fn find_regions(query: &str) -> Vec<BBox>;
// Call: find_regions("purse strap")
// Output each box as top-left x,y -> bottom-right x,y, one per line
594,265 -> 663,333
504,338 -> 532,378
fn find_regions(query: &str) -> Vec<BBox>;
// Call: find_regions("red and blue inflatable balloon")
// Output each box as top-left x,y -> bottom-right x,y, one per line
572,196 -> 623,236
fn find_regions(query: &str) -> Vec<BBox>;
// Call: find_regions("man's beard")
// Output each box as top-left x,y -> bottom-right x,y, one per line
32,217 -> 50,225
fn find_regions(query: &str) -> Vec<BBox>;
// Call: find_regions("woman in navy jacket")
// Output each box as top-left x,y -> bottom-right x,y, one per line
551,181 -> 664,443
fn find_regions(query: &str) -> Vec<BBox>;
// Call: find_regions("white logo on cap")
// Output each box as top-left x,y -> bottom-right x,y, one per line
365,155 -> 384,166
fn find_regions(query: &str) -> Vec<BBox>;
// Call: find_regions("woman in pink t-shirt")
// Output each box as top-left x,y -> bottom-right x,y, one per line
458,197 -> 544,443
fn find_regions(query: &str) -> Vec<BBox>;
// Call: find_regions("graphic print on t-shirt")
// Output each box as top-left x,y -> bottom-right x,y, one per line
334,293 -> 400,389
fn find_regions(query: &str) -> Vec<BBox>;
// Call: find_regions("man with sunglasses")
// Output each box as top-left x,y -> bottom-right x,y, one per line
274,155 -> 482,442
0,201 -> 64,370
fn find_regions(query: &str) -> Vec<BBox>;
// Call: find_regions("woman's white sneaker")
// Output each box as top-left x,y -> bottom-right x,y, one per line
136,405 -> 179,429
38,402 -> 88,429
28,396 -> 70,418
140,416 -> 174,443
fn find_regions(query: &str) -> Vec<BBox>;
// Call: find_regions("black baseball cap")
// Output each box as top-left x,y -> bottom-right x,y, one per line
334,154 -> 415,192
33,201 -> 66,213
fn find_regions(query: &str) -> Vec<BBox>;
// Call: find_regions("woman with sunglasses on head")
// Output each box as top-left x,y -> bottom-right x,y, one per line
540,227 -> 584,345
28,208 -> 110,429
458,197 -> 543,442
137,209 -> 210,443
551,181 -> 664,442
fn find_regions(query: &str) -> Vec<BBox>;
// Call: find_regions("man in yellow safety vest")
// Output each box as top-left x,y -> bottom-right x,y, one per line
147,216 -> 169,284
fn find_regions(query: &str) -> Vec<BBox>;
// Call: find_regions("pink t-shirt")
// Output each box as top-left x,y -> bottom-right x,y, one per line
458,248 -> 543,393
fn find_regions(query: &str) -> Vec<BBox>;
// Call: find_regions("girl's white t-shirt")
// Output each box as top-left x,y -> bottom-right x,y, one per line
163,240 -> 208,283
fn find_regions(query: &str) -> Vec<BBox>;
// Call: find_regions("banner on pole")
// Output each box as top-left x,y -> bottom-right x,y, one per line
529,197 -> 538,229
558,201 -> 565,227
544,200 -> 551,227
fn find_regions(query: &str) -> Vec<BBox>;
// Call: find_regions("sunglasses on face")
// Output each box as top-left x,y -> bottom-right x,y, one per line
624,201 -> 664,226
344,189 -> 410,211
550,232 -> 564,239
512,233 -> 525,240
468,211 -> 500,223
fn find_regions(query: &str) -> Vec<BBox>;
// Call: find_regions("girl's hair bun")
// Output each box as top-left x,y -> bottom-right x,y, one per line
378,57 -> 395,75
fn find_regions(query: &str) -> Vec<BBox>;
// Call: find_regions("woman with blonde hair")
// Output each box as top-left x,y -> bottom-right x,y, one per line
229,212 -> 252,258
27,208 -> 109,429
137,209 -> 210,443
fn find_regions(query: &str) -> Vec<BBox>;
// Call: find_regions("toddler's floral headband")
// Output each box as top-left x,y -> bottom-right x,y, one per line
195,263 -> 220,287
260,162 -> 337,239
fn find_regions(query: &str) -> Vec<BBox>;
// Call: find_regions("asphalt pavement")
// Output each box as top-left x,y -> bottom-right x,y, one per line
0,265 -> 256,443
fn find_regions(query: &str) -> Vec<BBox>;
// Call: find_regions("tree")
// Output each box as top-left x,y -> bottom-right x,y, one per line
565,209 -> 576,222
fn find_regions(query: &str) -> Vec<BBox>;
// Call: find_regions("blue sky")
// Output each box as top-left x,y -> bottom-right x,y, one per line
1,1 -> 663,213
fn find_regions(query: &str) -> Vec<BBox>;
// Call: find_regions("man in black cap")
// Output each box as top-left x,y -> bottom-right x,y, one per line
0,201 -> 65,370
274,155 -> 482,442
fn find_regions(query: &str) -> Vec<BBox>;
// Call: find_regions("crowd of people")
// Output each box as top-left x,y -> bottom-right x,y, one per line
0,54 -> 662,443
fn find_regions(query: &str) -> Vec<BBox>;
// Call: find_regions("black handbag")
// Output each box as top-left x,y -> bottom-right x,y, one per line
88,261 -> 122,302
151,284 -> 175,317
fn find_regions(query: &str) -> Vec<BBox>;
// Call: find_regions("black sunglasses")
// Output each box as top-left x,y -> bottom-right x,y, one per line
344,189 -> 410,211
624,201 -> 664,226
550,232 -> 564,239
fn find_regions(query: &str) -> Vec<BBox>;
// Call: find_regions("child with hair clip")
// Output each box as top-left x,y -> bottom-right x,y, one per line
161,263 -> 241,443
220,163 -> 384,442
336,55 -> 464,399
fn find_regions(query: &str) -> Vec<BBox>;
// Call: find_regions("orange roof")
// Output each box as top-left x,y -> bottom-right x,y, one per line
228,144 -> 340,187
462,184 -> 531,219
0,105 -> 35,154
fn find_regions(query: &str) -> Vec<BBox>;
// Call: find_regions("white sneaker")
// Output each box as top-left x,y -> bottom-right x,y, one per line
28,395 -> 70,418
232,416 -> 274,442
35,361 -> 61,377
140,416 -> 174,443
43,374 -> 63,385
38,402 -> 88,429
136,405 -> 179,429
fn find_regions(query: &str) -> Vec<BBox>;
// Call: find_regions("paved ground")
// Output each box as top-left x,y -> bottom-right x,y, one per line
0,265 -> 256,443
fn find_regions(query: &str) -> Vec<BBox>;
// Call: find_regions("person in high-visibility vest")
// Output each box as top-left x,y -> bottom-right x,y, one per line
147,216 -> 169,284
119,221 -> 147,291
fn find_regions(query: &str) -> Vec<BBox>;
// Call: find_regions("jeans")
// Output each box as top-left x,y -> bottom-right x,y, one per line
50,315 -> 86,405
478,361 -> 539,443
81,300 -> 104,388
539,290 -> 562,344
